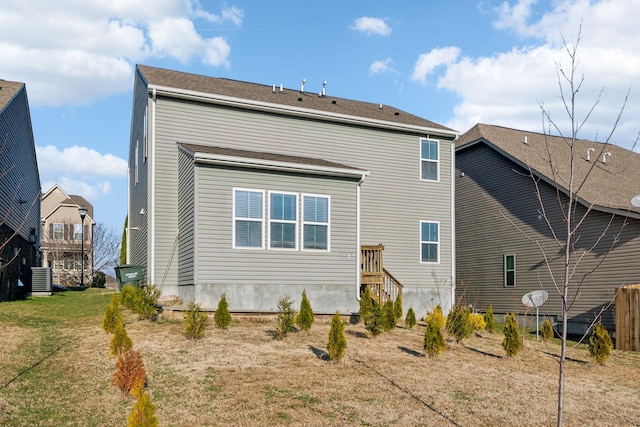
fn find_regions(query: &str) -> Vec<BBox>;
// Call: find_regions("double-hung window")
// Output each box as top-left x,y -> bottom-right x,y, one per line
302,195 -> 329,250
504,254 -> 516,287
234,189 -> 264,248
74,224 -> 83,241
269,192 -> 297,249
420,138 -> 439,181
53,223 -> 64,240
420,221 -> 439,263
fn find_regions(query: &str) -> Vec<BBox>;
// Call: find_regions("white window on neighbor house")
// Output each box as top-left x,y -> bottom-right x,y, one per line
420,221 -> 439,263
233,189 -> 265,248
302,194 -> 329,251
420,138 -> 439,181
74,224 -> 83,241
269,192 -> 297,249
53,223 -> 64,240
504,254 -> 516,287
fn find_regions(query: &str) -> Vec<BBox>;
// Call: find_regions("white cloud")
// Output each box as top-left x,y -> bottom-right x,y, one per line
410,47 -> 461,85
0,0 -> 240,106
369,58 -> 395,75
42,178 -> 113,201
350,17 -> 392,36
36,145 -> 128,178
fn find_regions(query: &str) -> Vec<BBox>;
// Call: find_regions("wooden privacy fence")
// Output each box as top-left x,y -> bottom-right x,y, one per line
615,284 -> 640,351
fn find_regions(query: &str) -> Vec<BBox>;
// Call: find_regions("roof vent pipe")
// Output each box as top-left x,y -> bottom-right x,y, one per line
322,81 -> 327,96
301,78 -> 306,93
603,152 -> 611,164
523,136 -> 528,145
272,84 -> 276,93
586,147 -> 595,161
279,84 -> 283,93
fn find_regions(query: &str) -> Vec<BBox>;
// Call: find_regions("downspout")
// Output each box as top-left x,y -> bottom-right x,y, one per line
355,173 -> 366,301
149,88 -> 157,284
450,138 -> 456,309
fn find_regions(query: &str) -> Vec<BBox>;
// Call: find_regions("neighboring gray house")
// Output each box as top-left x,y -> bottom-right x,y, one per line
0,80 -> 41,300
128,65 -> 458,315
455,123 -> 640,334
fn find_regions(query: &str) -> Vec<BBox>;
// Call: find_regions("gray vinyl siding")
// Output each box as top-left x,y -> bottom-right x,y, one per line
151,96 -> 454,311
456,143 -> 640,332
177,149 -> 194,286
128,71 -> 149,273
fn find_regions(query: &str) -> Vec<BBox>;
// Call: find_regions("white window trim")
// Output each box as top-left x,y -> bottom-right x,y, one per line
420,138 -> 440,182
301,193 -> 330,252
232,188 -> 265,249
420,220 -> 440,264
53,223 -> 64,240
73,224 -> 83,241
268,190 -> 298,250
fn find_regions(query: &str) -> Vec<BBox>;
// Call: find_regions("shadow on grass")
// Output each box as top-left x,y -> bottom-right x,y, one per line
398,346 -> 425,358
346,330 -> 369,339
541,351 -> 589,365
463,345 -> 504,359
309,346 -> 328,360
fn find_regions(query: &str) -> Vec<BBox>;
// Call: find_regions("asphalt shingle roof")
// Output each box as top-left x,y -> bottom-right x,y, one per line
137,65 -> 455,133
457,123 -> 640,216
0,80 -> 24,110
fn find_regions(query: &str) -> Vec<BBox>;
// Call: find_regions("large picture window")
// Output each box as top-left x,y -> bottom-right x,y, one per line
234,189 -> 264,248
269,192 -> 297,249
420,138 -> 439,181
302,195 -> 329,250
420,221 -> 439,263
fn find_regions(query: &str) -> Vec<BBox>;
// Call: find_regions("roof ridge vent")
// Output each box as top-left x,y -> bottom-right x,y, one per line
586,147 -> 595,161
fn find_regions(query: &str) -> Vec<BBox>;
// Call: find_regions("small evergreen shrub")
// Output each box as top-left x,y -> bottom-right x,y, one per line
111,349 -> 146,394
358,286 -> 373,324
470,313 -> 487,330
426,305 -> 446,331
484,304 -> 496,332
588,322 -> 613,365
327,311 -> 347,361
276,296 -> 296,339
365,301 -> 383,336
405,307 -> 417,329
446,306 -> 473,343
214,293 -> 232,330
133,285 -> 160,321
381,300 -> 397,332
502,312 -> 522,357
295,290 -> 314,332
110,321 -> 134,356
103,293 -> 123,334
120,285 -> 138,310
184,303 -> 208,340
92,271 -> 107,288
424,317 -> 445,357
541,319 -> 554,342
394,295 -> 403,320
127,379 -> 159,427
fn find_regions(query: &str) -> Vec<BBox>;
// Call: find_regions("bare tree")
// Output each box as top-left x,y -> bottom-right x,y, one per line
92,222 -> 119,273
532,28 -> 635,426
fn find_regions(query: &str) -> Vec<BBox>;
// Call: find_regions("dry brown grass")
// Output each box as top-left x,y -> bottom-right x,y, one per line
2,290 -> 640,426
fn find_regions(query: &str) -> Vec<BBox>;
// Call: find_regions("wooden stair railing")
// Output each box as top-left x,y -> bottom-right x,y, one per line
360,244 -> 403,304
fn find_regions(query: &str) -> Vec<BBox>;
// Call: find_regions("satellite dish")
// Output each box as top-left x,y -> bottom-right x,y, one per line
522,290 -> 548,308
632,194 -> 640,208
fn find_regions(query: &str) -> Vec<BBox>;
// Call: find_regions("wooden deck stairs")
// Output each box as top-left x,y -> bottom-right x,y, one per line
360,244 -> 403,304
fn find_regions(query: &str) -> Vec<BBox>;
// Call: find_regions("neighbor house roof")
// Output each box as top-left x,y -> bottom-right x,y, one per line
179,143 -> 369,179
0,80 -> 24,111
137,65 -> 457,137
456,123 -> 640,217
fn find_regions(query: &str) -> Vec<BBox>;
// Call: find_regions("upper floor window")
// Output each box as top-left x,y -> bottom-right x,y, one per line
269,192 -> 297,249
420,221 -> 439,263
74,224 -> 83,241
52,223 -> 64,240
420,139 -> 439,181
234,189 -> 264,248
302,195 -> 329,251
504,254 -> 516,287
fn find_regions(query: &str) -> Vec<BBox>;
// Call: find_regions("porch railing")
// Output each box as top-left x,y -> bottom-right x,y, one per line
361,244 -> 403,304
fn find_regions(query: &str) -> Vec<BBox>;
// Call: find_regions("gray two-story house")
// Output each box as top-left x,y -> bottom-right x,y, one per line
0,80 -> 41,300
456,123 -> 640,335
128,65 -> 458,316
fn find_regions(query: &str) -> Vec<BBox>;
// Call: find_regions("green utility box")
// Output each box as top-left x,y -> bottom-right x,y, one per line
114,264 -> 144,291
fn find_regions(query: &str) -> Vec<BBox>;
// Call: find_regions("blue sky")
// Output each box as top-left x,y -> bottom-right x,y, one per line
2,0 -> 639,233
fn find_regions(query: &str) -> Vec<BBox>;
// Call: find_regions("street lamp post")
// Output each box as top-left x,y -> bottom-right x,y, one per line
78,206 -> 87,287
